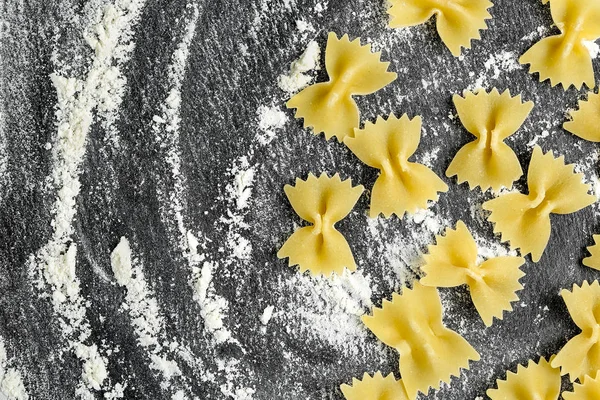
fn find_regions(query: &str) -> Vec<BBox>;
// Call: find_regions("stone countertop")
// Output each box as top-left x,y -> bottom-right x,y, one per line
1,0 -> 599,399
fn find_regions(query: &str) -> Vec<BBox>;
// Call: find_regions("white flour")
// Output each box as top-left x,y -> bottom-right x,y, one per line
192,261 -> 232,344
31,0 -> 146,396
152,2 -> 200,262
484,50 -> 521,79
368,208 -> 448,289
0,339 -> 28,400
584,40 -> 600,59
278,40 -> 320,94
283,269 -> 375,355
256,105 -> 288,145
110,238 -> 194,397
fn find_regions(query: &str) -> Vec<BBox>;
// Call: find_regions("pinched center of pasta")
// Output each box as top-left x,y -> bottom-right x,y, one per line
311,213 -> 332,236
560,16 -> 586,58
479,127 -> 500,150
529,191 -> 554,217
464,262 -> 486,284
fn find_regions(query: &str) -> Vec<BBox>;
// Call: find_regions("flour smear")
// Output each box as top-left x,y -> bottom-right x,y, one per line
0,339 -> 28,400
32,0 -> 146,397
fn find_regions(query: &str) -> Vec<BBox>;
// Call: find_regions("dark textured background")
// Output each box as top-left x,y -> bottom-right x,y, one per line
1,0 -> 600,398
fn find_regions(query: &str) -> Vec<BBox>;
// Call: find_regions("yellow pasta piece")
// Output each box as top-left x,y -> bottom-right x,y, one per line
483,146 -> 595,262
344,114 -> 448,218
421,221 -> 525,326
286,32 -> 397,142
563,372 -> 600,400
564,92 -> 600,142
340,372 -> 409,400
387,0 -> 493,56
446,89 -> 533,191
552,281 -> 600,382
520,0 -> 600,89
277,173 -> 364,276
583,235 -> 600,271
362,282 -> 480,398
486,357 -> 561,400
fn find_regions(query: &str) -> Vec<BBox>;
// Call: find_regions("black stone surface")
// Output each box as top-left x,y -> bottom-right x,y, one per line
1,0 -> 600,399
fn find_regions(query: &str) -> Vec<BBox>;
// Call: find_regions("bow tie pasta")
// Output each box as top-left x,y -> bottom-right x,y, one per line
362,282 -> 479,398
340,372 -> 409,400
520,0 -> 600,89
421,221 -> 525,326
552,281 -> 600,382
483,146 -> 595,262
277,173 -> 364,276
564,92 -> 600,142
563,373 -> 600,400
446,89 -> 533,191
387,0 -> 493,56
487,357 -> 561,400
344,114 -> 448,218
286,32 -> 397,142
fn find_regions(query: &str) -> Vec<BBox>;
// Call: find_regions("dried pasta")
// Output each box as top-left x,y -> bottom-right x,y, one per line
487,357 -> 561,400
520,0 -> 600,89
421,221 -> 525,326
362,282 -> 480,398
387,0 -> 493,56
277,173 -> 364,276
564,92 -> 600,142
552,281 -> 600,382
583,235 -> 600,271
340,372 -> 409,400
287,32 -> 397,142
563,372 -> 600,400
344,114 -> 448,218
446,89 -> 533,191
483,146 -> 595,262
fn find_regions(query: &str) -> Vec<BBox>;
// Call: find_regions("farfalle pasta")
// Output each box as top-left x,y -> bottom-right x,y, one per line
387,0 -> 493,56
520,0 -> 600,89
277,173 -> 363,276
362,282 -> 480,398
563,372 -> 600,399
487,357 -> 561,400
552,280 -> 600,382
344,114 -> 448,218
564,92 -> 600,142
287,32 -> 397,142
446,89 -> 533,191
483,146 -> 595,262
584,235 -> 600,271
340,372 -> 409,400
421,221 -> 525,326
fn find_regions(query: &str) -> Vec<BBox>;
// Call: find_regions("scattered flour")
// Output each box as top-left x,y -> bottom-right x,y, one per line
30,0 -> 146,396
152,2 -> 200,264
484,50 -> 521,79
466,71 -> 489,91
260,306 -> 275,326
527,129 -> 550,148
277,40 -> 320,94
110,238 -> 191,395
584,40 -> 600,59
256,105 -> 288,145
192,261 -> 232,344
295,19 -> 315,34
284,269 -> 374,354
368,207 -> 449,289
416,147 -> 441,168
521,25 -> 548,42
0,339 -> 28,400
